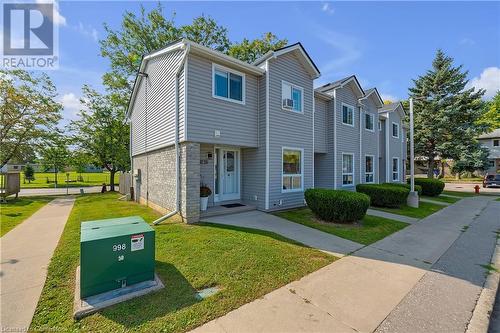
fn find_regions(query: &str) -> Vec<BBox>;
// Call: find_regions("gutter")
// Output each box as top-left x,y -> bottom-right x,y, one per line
153,44 -> 190,225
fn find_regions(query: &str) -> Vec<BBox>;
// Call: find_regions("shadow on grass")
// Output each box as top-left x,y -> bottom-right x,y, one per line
100,260 -> 200,328
196,222 -> 311,248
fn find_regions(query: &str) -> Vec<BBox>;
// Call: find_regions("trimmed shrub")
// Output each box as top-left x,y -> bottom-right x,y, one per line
304,189 -> 370,223
407,178 -> 445,196
356,184 -> 409,208
383,182 -> 422,196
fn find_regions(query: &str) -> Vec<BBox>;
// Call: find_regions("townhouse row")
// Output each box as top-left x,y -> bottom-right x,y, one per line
126,39 -> 407,223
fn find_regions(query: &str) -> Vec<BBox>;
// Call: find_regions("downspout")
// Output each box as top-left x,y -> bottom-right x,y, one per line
357,98 -> 368,184
332,88 -> 338,189
385,117 -> 390,182
153,43 -> 190,225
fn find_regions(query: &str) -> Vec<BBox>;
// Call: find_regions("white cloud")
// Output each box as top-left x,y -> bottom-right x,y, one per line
466,67 -> 500,99
316,28 -> 362,76
380,93 -> 399,102
36,0 -> 66,26
459,38 -> 475,46
58,93 -> 82,121
76,22 -> 98,42
321,2 -> 335,14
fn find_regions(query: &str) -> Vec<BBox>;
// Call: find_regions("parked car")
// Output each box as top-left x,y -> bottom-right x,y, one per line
483,174 -> 500,188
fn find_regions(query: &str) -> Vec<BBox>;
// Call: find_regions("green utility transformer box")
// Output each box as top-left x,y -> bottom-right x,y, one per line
80,216 -> 155,298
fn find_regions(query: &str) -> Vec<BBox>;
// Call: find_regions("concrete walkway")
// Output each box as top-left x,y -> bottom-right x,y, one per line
192,196 -> 497,333
17,185 -> 118,197
367,208 -> 420,224
202,210 -> 364,257
0,197 -> 75,331
420,197 -> 450,206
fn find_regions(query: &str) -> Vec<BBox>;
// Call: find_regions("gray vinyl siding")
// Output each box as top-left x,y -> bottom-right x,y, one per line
379,118 -> 387,183
361,95 -> 379,183
267,53 -> 314,209
314,98 -> 335,189
130,49 -> 186,156
387,111 -> 405,182
186,54 -> 259,147
314,98 -> 327,153
334,86 -> 361,189
241,75 -> 266,209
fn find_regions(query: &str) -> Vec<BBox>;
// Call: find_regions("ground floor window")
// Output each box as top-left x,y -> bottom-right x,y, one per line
392,157 -> 399,181
282,148 -> 303,192
365,155 -> 374,183
342,153 -> 354,185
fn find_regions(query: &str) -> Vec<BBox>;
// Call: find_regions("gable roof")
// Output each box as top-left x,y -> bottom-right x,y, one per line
253,42 -> 321,79
361,87 -> 384,107
478,129 -> 500,139
316,75 -> 365,98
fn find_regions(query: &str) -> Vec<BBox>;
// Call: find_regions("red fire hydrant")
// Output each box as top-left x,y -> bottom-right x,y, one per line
474,185 -> 480,194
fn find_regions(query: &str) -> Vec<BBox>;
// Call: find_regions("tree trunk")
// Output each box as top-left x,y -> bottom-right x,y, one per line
427,158 -> 435,179
439,161 -> 446,178
109,170 -> 116,192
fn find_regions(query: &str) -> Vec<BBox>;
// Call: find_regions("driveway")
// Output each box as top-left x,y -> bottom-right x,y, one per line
193,196 -> 500,333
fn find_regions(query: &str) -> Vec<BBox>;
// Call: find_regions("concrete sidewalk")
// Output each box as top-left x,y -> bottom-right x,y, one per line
17,185 -> 118,197
367,208 -> 420,224
202,210 -> 364,257
0,197 -> 75,331
192,196 -> 496,333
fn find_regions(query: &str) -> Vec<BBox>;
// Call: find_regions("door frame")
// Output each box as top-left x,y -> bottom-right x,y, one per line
213,146 -> 241,203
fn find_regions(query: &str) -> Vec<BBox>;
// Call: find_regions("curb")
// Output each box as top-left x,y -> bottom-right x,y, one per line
467,237 -> 500,333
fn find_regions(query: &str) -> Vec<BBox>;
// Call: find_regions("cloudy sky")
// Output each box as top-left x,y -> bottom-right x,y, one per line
34,1 -> 500,125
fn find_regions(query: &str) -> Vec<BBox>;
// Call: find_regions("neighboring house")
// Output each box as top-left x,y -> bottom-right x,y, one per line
126,39 -> 407,223
478,129 -> 500,174
0,164 -> 24,173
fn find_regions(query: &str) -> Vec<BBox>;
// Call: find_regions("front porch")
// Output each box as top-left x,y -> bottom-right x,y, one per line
200,200 -> 256,218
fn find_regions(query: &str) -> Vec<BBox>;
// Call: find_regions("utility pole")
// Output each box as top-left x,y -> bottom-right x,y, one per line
407,97 -> 419,207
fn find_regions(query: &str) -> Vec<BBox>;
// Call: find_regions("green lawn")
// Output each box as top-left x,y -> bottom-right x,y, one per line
30,193 -> 334,332
21,171 -> 120,188
422,195 -> 461,204
274,208 -> 408,245
0,196 -> 52,236
371,201 -> 445,219
496,198 -> 500,202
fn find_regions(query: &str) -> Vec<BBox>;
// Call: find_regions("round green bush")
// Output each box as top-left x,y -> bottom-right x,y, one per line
382,182 -> 422,196
407,178 -> 445,196
304,189 -> 370,223
356,184 -> 409,208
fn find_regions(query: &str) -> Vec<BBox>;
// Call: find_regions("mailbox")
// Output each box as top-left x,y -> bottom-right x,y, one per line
80,216 -> 155,298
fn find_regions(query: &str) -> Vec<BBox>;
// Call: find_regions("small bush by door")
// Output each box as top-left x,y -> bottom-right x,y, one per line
304,189 -> 370,223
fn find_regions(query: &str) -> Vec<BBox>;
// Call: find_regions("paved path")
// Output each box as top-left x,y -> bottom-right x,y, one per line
192,196 -> 498,333
367,208 -> 420,224
376,199 -> 500,333
0,197 -> 75,331
202,210 -> 364,257
17,186 -> 117,197
420,197 -> 450,206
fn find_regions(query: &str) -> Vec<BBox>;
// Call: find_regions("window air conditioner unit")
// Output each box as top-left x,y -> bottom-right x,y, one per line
282,98 -> 294,109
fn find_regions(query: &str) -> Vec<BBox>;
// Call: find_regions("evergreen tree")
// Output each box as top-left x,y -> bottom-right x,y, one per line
23,164 -> 35,184
409,50 -> 487,178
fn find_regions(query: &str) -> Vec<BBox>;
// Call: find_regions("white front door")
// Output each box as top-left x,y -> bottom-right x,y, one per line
214,148 -> 240,202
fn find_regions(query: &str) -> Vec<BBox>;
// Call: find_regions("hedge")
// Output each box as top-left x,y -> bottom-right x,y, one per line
383,183 -> 422,196
356,184 -> 409,208
304,189 -> 370,223
407,178 -> 445,196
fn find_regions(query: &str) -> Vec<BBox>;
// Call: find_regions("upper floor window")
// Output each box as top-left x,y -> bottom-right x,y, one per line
365,113 -> 374,131
494,139 -> 499,147
282,148 -> 303,192
342,104 -> 354,126
392,122 -> 399,138
282,81 -> 303,113
213,64 -> 245,104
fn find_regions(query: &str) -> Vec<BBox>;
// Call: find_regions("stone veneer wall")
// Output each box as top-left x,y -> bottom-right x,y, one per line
132,142 -> 200,223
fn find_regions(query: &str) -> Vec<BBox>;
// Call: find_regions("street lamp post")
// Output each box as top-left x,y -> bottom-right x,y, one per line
407,97 -> 419,208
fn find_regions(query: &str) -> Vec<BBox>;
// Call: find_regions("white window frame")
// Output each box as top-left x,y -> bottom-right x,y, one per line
494,139 -> 499,147
281,147 -> 304,193
365,154 -> 375,184
392,122 -> 400,138
392,157 -> 400,182
365,113 -> 375,132
341,103 -> 355,127
281,80 -> 304,113
212,63 -> 246,105
342,152 -> 355,186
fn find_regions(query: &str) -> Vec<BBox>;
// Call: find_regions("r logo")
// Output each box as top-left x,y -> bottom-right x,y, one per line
3,3 -> 54,56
